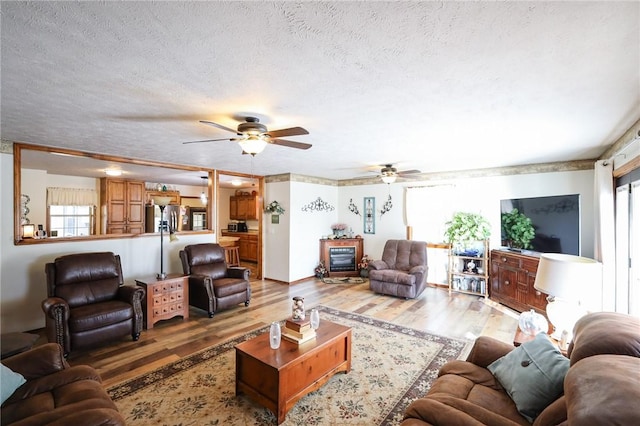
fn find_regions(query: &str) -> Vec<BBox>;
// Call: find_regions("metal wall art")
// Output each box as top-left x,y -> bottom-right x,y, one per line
364,197 -> 375,234
301,197 -> 335,212
379,194 -> 393,218
348,198 -> 361,217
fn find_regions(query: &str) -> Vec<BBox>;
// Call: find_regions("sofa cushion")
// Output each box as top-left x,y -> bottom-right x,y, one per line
69,300 -> 134,333
1,364 -> 26,404
488,332 -> 569,422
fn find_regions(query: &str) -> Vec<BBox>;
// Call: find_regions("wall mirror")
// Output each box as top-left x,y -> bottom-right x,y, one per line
13,142 -> 214,244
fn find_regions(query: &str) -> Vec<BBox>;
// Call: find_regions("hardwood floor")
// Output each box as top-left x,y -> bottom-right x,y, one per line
33,278 -> 519,388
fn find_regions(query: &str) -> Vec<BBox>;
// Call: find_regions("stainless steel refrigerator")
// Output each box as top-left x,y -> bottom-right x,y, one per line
145,205 -> 180,233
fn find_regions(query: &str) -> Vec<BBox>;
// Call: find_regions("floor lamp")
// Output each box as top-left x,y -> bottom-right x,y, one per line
152,196 -> 173,280
533,253 -> 602,348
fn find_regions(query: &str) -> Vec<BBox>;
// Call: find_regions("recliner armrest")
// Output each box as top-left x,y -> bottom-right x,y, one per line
409,265 -> 426,275
1,343 -> 69,380
227,267 -> 250,280
368,260 -> 389,270
465,336 -> 515,368
116,285 -> 145,304
42,297 -> 70,321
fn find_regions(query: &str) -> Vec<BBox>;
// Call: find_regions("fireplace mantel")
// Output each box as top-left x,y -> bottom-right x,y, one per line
319,238 -> 364,277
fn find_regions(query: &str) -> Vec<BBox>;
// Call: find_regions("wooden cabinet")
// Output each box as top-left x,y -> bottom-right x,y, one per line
230,195 -> 260,220
222,231 -> 259,262
135,274 -> 189,329
448,241 -> 489,298
146,190 -> 180,205
100,178 -> 145,234
490,249 -> 547,314
319,238 -> 364,277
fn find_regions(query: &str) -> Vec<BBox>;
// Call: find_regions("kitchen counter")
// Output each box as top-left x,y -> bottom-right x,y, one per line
221,230 -> 258,262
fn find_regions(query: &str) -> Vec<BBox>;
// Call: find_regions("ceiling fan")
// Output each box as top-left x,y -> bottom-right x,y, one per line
183,116 -> 312,155
377,164 -> 421,184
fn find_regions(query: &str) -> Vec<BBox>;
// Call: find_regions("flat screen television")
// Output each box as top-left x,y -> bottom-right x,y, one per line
500,194 -> 580,255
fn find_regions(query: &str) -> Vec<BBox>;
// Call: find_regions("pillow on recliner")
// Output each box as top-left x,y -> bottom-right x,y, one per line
488,332 -> 569,422
1,363 -> 26,404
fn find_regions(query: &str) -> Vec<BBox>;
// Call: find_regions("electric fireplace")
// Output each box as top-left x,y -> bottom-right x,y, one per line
319,238 -> 364,277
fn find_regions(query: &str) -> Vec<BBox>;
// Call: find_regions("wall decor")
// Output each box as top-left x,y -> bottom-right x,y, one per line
301,197 -> 335,212
265,200 -> 285,215
271,214 -> 280,224
348,198 -> 361,217
379,195 -> 393,218
364,197 -> 375,234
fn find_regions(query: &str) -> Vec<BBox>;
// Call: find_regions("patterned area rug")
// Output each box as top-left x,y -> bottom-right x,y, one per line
321,277 -> 368,284
108,306 -> 470,425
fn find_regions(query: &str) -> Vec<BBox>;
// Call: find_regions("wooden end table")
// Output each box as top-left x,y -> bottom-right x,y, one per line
514,326 -> 568,357
135,274 -> 189,329
235,319 -> 352,424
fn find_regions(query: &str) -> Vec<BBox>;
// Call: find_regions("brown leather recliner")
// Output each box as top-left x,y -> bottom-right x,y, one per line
1,343 -> 125,425
401,312 -> 640,425
41,252 -> 145,356
368,240 -> 428,299
179,243 -> 251,318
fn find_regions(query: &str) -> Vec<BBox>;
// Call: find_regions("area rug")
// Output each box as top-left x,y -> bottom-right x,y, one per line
108,306 -> 470,425
321,277 -> 368,284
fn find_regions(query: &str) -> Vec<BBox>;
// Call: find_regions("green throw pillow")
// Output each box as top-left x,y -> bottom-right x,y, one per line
488,332 -> 569,422
1,363 -> 26,404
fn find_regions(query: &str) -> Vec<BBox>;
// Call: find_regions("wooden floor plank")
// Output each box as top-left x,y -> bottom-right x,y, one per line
30,277 -> 519,386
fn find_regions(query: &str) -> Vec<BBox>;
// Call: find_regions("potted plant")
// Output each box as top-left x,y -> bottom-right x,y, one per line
501,209 -> 535,249
444,212 -> 491,254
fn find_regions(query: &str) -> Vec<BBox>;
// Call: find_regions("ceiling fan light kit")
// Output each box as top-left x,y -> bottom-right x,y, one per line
238,135 -> 268,155
381,174 -> 397,184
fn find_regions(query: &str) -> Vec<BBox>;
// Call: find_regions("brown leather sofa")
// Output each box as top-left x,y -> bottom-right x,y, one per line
42,252 -> 145,356
402,312 -> 640,425
179,243 -> 251,318
1,343 -> 125,425
369,239 -> 428,299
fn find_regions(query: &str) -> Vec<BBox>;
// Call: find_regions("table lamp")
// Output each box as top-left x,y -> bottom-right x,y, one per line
152,195 -> 173,280
533,253 -> 602,348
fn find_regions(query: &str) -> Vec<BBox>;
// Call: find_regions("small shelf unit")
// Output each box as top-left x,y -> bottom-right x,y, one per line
448,240 -> 490,298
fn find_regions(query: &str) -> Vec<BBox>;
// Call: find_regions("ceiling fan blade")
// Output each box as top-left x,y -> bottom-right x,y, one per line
182,138 -> 233,145
398,169 -> 421,176
199,120 -> 239,134
270,138 -> 312,150
266,127 -> 309,138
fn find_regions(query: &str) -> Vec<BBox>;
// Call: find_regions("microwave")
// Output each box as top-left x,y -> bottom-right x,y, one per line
228,223 -> 238,232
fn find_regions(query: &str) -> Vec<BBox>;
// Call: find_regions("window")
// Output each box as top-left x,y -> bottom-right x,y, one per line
49,205 -> 95,237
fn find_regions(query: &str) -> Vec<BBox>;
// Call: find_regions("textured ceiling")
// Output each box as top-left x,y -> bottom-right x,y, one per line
1,1 -> 639,182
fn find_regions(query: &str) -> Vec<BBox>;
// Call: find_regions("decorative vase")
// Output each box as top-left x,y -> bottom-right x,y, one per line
333,229 -> 344,237
292,296 -> 305,321
269,322 -> 281,349
310,309 -> 320,330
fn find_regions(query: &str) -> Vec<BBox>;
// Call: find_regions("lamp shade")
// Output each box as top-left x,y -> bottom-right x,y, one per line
152,196 -> 172,206
533,253 -> 602,301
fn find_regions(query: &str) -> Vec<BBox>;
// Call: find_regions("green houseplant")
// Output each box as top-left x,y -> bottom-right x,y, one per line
444,212 -> 491,253
501,209 -> 535,249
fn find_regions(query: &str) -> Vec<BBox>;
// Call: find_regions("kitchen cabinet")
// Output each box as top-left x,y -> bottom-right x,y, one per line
230,195 -> 260,220
221,231 -> 259,262
490,249 -> 547,315
100,178 -> 145,234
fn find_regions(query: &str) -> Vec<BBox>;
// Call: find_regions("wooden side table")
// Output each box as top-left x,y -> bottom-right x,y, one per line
135,274 -> 189,329
513,327 -> 568,357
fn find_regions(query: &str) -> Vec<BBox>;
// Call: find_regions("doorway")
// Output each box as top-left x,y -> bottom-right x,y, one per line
217,172 -> 263,279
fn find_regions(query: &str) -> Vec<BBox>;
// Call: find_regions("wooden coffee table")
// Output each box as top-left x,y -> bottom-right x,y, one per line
235,319 -> 352,424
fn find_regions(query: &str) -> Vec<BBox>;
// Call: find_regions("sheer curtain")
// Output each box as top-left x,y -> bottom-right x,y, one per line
593,160 -> 615,311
